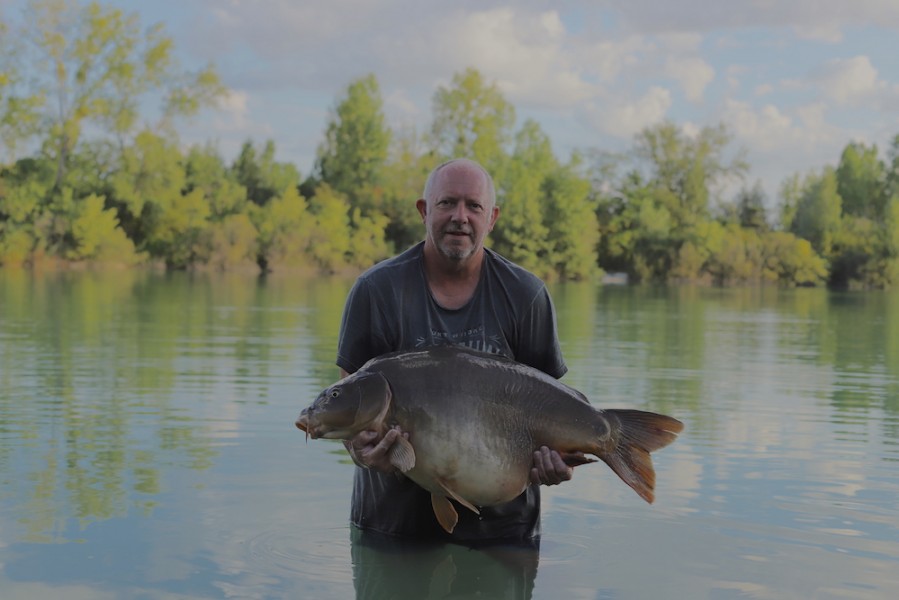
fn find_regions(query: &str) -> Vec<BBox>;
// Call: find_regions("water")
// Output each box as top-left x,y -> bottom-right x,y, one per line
1,270 -> 898,599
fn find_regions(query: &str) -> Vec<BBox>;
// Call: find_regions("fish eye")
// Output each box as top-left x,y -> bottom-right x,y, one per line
330,390 -> 339,398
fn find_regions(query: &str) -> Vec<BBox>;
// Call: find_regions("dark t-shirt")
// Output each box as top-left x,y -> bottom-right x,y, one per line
336,242 -> 567,542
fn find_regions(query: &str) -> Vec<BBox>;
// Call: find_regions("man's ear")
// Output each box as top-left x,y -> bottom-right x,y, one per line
488,205 -> 500,231
416,198 -> 427,222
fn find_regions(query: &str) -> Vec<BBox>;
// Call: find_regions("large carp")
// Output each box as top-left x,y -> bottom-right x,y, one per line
296,346 -> 684,534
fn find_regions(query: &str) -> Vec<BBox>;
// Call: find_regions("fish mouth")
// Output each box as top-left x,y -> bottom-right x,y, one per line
295,415 -> 314,440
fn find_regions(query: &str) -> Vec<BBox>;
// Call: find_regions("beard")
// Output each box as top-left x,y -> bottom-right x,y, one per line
436,228 -> 476,261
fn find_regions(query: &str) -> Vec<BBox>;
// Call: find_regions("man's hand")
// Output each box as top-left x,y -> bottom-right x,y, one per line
530,446 -> 581,486
343,426 -> 408,473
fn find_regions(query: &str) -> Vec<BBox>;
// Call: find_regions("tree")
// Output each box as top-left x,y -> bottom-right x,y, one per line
0,20 -> 43,160
430,68 -> 514,176
307,184 -> 352,273
108,129 -> 185,250
252,185 -> 314,272
732,180 -> 769,231
836,141 -> 886,220
314,74 -> 390,206
542,155 -> 599,280
185,144 -> 247,218
634,121 -> 747,229
13,0 -> 223,187
789,168 -> 842,257
67,192 -> 141,263
491,119 -> 553,275
378,126 -> 433,252
232,139 -> 299,207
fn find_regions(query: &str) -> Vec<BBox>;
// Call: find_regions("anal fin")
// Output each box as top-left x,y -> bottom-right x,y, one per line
431,494 -> 459,534
436,478 -> 480,515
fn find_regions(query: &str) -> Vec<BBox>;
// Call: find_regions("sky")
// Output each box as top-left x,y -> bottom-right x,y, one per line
5,0 -> 899,206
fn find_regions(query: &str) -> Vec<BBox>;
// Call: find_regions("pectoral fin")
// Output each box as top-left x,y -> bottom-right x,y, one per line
388,436 -> 416,472
436,478 -> 480,515
431,494 -> 459,534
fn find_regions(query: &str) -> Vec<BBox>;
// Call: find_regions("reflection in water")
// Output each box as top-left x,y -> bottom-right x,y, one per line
3,272 -> 899,598
350,528 -> 539,600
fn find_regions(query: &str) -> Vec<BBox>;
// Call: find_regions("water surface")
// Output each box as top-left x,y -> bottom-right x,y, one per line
1,271 -> 898,599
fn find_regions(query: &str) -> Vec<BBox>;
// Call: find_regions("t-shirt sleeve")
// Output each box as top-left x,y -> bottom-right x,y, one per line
336,277 -> 376,374
516,285 -> 568,379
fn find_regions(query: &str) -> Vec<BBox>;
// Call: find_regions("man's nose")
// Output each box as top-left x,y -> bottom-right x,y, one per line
451,203 -> 468,222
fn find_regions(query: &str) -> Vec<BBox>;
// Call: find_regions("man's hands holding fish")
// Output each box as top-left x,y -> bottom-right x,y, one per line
342,427 -> 580,486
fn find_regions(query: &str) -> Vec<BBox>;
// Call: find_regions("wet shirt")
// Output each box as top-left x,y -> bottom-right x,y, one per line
336,242 -> 567,542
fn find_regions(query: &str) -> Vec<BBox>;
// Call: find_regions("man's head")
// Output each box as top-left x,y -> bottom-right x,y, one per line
417,159 -> 500,264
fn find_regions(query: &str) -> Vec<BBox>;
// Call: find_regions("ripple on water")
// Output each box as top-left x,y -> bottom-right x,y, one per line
242,525 -> 355,596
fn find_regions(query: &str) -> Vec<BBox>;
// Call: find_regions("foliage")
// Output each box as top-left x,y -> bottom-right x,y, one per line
6,0 -> 224,188
68,193 -> 142,264
314,74 -> 390,207
233,140 -> 299,207
1,8 -> 898,287
430,68 -> 515,176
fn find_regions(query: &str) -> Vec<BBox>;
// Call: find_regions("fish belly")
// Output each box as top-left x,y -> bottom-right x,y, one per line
405,430 -> 532,507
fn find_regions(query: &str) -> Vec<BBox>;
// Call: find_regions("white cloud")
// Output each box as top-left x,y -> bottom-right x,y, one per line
720,99 -> 846,199
592,0 -> 899,34
430,8 -> 596,108
817,55 -> 883,106
664,56 -> 715,102
585,86 -> 672,138
217,89 -> 250,126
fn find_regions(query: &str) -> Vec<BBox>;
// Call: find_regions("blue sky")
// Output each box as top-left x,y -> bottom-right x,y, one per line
5,0 -> 899,206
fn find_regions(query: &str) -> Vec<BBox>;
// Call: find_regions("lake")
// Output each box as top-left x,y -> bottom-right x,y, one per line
1,269 -> 898,599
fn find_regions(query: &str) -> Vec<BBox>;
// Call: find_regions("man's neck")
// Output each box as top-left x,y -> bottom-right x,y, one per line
422,244 -> 484,310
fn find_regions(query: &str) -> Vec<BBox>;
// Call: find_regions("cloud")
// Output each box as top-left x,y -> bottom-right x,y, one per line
595,0 -> 899,34
664,56 -> 715,102
585,86 -> 672,138
720,99 -> 846,198
816,55 -> 885,106
426,8 -> 597,109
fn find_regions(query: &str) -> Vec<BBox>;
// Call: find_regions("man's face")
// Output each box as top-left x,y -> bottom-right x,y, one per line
417,163 -> 500,263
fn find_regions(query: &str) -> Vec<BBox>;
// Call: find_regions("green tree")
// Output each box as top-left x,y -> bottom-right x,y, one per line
307,184 -> 352,273
542,155 -> 599,280
109,130 -> 185,251
492,119 -> 553,275
314,74 -> 390,206
15,0 -> 223,187
836,141 -> 886,220
67,192 -> 141,263
0,20 -> 43,160
185,144 -> 247,218
760,231 -> 828,286
788,168 -> 842,257
727,180 -> 769,231
205,213 -> 258,271
252,185 -> 314,272
378,126 -> 432,252
634,121 -> 747,229
232,139 -> 299,207
430,68 -> 514,176
149,187 -> 210,268
0,156 -> 56,264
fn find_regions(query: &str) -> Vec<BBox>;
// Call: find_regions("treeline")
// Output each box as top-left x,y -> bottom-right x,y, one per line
2,1 -> 899,287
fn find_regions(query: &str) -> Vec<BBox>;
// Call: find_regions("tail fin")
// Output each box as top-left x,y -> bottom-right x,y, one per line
599,410 -> 684,504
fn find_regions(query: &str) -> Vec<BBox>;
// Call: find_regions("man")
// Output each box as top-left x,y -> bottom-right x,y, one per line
336,158 -> 576,543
